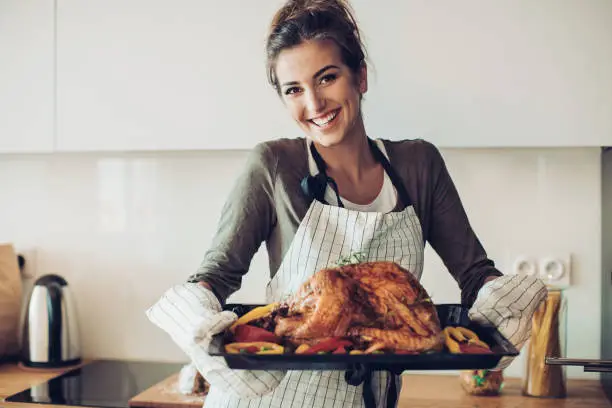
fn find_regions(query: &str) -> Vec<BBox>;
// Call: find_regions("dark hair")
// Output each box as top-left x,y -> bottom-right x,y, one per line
266,0 -> 367,93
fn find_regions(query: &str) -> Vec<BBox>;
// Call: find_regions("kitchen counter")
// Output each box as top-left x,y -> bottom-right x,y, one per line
399,374 -> 611,407
0,360 -> 91,408
1,361 -> 610,408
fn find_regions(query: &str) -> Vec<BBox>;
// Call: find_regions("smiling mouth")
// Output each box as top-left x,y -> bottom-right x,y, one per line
309,108 -> 340,128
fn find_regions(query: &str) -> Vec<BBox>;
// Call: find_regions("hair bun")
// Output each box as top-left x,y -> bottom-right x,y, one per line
271,0 -> 356,34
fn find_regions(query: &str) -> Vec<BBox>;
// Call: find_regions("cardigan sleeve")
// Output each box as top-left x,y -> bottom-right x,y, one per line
187,142 -> 278,303
422,142 -> 503,307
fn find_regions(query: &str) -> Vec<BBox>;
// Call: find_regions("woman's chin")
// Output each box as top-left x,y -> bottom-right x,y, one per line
307,132 -> 346,148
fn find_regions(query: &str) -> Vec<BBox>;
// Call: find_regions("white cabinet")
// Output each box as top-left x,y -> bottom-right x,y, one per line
55,0 -> 612,151
55,0 -> 295,152
353,0 -> 612,148
0,0 -> 54,153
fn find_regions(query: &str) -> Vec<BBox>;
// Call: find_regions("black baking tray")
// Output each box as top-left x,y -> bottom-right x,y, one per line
208,303 -> 519,372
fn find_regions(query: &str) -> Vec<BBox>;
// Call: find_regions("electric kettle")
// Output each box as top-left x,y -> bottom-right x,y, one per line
21,274 -> 81,367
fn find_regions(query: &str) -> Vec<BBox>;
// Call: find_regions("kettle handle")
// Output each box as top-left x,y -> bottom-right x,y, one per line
47,282 -> 63,362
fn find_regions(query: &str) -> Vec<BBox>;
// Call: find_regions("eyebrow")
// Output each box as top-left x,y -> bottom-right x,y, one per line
280,64 -> 340,88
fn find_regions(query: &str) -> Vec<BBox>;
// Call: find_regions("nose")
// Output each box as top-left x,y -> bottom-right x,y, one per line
305,89 -> 326,116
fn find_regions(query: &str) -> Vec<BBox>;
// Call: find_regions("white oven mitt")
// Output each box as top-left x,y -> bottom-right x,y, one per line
145,283 -> 286,399
468,274 -> 548,370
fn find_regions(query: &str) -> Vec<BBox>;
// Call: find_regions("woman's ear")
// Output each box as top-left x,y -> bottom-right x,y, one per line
358,63 -> 368,94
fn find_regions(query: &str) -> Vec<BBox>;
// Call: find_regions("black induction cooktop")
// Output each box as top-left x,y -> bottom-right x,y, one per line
5,360 -> 185,408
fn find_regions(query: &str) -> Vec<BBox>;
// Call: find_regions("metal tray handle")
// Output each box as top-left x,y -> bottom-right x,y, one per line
546,357 -> 612,373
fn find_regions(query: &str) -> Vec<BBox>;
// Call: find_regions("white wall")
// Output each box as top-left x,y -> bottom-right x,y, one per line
0,146 -> 601,380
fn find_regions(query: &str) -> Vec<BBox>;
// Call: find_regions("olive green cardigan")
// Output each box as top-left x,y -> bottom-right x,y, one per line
188,138 -> 502,307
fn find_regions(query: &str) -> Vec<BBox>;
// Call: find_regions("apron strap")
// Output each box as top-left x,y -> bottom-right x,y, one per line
345,367 -> 399,408
304,139 -> 414,209
385,371 -> 399,408
363,371 -> 377,408
345,365 -> 376,408
303,142 -> 344,207
367,138 -> 413,208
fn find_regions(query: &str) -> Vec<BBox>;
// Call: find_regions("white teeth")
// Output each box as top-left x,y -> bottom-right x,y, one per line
312,110 -> 338,127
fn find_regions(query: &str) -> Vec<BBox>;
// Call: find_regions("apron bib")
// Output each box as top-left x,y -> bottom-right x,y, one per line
205,140 -> 425,408
267,202 -> 424,302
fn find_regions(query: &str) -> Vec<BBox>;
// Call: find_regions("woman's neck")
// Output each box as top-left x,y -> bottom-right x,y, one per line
313,125 -> 377,185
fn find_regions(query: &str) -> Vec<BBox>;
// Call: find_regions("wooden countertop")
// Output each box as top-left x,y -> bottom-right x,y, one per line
1,361 -> 610,408
398,375 -> 611,408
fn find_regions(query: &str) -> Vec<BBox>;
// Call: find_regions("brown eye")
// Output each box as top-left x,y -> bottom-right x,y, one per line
320,73 -> 337,85
284,86 -> 301,96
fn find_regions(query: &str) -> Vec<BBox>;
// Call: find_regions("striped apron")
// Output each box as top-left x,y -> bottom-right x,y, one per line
204,141 -> 425,408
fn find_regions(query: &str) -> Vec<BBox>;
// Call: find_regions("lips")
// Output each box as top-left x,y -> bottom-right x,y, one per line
309,108 -> 340,128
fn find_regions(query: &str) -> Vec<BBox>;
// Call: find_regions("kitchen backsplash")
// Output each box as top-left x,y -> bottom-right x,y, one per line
0,145 -> 602,379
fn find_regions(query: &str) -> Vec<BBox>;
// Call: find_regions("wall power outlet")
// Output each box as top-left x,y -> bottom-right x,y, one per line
507,253 -> 571,288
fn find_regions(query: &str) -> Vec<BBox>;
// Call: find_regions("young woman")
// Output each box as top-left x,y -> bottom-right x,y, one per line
147,1 -> 547,407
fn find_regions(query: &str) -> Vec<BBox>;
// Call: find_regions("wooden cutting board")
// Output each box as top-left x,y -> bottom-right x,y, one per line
129,373 -> 206,408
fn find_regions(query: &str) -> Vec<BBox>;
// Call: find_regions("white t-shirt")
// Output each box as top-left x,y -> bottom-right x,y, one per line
306,139 -> 398,213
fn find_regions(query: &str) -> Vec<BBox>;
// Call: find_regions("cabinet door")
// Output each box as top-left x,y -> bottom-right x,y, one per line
56,0 -> 612,150
56,0 -> 294,152
352,0 -> 612,147
0,0 -> 54,153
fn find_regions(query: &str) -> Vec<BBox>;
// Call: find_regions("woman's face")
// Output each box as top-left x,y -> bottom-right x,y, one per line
274,39 -> 367,147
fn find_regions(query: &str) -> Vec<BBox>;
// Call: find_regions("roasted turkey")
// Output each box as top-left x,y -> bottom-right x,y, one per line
273,261 -> 444,352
